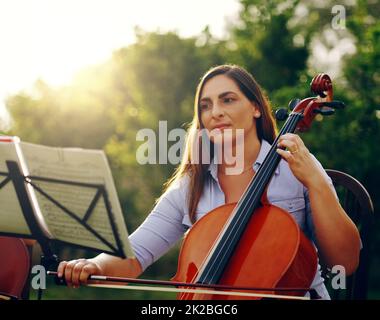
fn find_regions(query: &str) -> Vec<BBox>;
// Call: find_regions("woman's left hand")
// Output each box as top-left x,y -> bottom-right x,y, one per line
276,133 -> 324,188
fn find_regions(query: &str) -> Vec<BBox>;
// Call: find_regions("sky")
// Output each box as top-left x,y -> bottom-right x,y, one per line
0,0 -> 241,127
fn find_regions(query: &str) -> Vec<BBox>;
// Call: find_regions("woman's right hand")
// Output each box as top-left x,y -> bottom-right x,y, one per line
57,258 -> 104,288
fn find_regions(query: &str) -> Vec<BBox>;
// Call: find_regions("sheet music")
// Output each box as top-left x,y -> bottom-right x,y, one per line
20,142 -> 134,258
0,139 -> 32,236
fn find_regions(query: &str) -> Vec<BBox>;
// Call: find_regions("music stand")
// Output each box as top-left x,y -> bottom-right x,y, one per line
0,160 -> 130,299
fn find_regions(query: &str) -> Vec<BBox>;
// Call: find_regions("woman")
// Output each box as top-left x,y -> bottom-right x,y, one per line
57,65 -> 361,299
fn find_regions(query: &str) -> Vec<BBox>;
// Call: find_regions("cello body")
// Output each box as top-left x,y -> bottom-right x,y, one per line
0,236 -> 30,299
173,203 -> 318,299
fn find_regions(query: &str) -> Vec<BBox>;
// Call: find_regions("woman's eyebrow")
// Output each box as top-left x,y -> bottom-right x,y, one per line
200,91 -> 237,102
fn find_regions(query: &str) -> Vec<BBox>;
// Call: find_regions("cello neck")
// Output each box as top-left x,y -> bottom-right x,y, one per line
196,111 -> 304,285
237,111 -> 304,211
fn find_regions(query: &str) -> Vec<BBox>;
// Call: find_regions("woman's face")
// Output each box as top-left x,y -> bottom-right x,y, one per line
199,74 -> 261,145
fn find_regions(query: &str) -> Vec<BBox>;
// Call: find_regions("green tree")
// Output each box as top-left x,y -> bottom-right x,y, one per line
230,0 -> 309,91
5,69 -> 116,149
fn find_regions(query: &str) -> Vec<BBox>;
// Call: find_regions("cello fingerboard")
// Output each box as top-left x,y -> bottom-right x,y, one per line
197,112 -> 304,285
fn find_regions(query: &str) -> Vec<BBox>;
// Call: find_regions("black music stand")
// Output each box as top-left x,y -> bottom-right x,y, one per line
0,160 -> 128,299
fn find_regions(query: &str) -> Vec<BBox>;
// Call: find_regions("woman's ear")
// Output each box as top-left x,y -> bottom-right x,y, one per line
253,105 -> 261,118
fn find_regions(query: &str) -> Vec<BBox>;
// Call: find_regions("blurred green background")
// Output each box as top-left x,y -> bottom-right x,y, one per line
1,0 -> 379,299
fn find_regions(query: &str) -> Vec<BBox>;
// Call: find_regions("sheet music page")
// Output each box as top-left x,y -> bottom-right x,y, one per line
20,141 -> 134,258
0,138 -> 32,236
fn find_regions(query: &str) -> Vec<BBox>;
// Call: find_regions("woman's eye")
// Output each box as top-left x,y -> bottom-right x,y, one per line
200,104 -> 210,110
224,97 -> 234,104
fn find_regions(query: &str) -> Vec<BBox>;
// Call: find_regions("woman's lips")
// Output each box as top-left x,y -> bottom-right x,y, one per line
212,124 -> 231,130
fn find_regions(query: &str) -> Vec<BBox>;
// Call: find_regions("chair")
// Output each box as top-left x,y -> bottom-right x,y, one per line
323,169 -> 375,300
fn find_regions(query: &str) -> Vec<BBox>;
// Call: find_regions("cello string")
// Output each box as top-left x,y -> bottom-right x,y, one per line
199,123 -> 292,283
204,114 -> 300,283
205,114 -> 300,283
205,113 -> 301,283
177,115 -> 296,294
198,116 -> 298,283
187,114 -> 303,296
180,203 -> 244,298
201,113 -> 300,284
179,206 -> 244,298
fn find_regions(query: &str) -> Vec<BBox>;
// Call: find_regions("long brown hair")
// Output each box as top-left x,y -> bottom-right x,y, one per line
163,64 -> 277,223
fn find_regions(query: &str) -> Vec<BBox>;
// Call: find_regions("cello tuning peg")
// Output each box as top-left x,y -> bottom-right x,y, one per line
288,98 -> 301,111
275,108 -> 288,121
313,107 -> 335,116
322,100 -> 346,109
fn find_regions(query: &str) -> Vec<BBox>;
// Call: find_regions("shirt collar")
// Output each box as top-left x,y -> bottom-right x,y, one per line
207,139 -> 280,181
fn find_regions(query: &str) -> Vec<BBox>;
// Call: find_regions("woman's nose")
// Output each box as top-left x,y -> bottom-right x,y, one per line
211,102 -> 225,118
